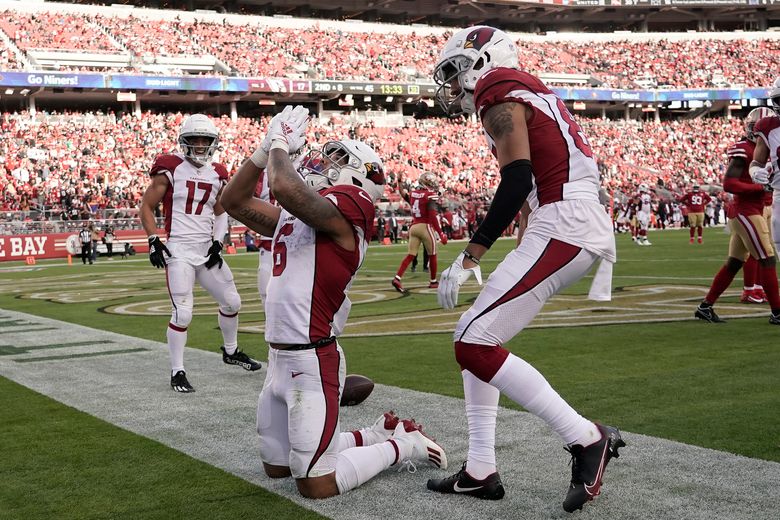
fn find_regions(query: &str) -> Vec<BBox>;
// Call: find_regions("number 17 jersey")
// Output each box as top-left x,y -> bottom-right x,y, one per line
149,153 -> 230,243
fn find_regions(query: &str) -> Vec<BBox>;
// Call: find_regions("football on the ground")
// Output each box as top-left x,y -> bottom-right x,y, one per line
341,374 -> 374,406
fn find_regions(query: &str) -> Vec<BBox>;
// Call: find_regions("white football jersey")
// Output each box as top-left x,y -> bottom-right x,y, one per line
264,185 -> 375,345
149,153 -> 229,243
754,115 -> 780,171
637,193 -> 652,213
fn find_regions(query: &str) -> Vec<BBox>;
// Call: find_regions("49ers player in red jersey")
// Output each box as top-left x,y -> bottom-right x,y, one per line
139,114 -> 261,393
428,26 -> 624,513
678,185 -> 711,243
221,105 -> 447,500
695,106 -> 780,324
392,171 -> 448,293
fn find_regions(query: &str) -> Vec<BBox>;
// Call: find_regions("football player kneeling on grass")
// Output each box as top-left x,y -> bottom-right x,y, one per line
221,105 -> 448,498
139,114 -> 261,394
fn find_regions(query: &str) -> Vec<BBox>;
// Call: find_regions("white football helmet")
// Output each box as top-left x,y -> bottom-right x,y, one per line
298,140 -> 386,203
178,114 -> 219,164
745,106 -> 774,141
639,183 -> 649,193
769,77 -> 780,115
433,26 -> 518,117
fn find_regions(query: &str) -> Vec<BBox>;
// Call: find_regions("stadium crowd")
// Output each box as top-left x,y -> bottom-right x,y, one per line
0,110 -> 746,231
0,10 -> 778,88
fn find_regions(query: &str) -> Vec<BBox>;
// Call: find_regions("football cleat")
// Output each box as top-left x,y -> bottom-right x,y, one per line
755,287 -> 768,302
769,312 -> 780,325
689,237 -> 694,244
428,281 -> 439,289
171,370 -> 194,393
562,423 -> 626,513
694,303 -> 726,323
742,289 -> 766,304
393,419 -> 447,470
697,237 -> 703,244
368,411 -> 400,442
392,276 -> 408,294
221,346 -> 262,371
427,461 -> 505,500
643,238 -> 652,246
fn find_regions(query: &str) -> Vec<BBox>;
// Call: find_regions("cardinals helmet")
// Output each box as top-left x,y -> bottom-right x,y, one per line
419,172 -> 439,190
433,26 -> 518,117
745,107 -> 774,141
178,114 -> 219,164
299,140 -> 386,203
639,183 -> 649,193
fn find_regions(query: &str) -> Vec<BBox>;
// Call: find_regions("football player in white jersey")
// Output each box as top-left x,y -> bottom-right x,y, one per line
139,114 -> 261,393
429,26 -> 624,512
221,106 -> 447,499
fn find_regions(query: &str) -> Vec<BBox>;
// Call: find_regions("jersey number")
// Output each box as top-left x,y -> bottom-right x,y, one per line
412,199 -> 422,218
556,99 -> 593,158
272,223 -> 295,276
690,195 -> 703,205
185,180 -> 213,215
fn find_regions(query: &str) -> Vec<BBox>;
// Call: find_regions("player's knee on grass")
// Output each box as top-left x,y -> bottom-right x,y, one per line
296,473 -> 340,499
263,463 -> 292,479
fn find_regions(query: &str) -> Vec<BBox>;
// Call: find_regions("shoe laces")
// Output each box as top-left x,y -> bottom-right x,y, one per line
564,445 -> 585,484
396,459 -> 418,474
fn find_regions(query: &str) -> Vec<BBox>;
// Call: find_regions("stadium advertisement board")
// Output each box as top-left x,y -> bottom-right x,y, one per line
0,72 -> 105,88
656,89 -> 742,101
108,75 -> 224,91
569,88 -> 656,102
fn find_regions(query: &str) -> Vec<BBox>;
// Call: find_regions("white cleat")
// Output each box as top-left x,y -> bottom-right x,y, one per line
368,411 -> 400,441
393,419 -> 448,470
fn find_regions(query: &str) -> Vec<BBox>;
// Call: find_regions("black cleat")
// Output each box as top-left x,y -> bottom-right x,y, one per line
563,423 -> 625,513
769,312 -> 780,325
694,303 -> 726,323
221,347 -> 262,371
171,370 -> 194,393
427,462 -> 505,500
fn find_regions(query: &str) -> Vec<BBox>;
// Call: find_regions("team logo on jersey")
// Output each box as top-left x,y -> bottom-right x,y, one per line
364,162 -> 386,185
464,27 -> 495,51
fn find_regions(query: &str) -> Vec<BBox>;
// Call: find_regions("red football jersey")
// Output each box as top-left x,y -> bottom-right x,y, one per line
408,188 -> 439,226
725,139 -> 763,216
473,68 -> 601,206
678,191 -> 711,213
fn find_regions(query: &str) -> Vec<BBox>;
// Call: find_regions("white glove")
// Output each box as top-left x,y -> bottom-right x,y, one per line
261,105 -> 310,155
437,252 -> 483,310
752,166 -> 770,185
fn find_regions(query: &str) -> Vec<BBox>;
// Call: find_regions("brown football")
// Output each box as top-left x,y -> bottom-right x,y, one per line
340,374 -> 374,406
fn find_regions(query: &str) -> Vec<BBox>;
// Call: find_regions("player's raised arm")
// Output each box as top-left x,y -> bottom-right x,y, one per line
221,157 -> 281,237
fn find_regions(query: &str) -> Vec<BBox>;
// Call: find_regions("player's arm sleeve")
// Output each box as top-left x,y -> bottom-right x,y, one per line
474,71 -> 535,123
470,159 -> 534,249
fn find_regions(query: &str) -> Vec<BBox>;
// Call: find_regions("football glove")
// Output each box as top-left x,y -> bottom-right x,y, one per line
261,105 -> 310,155
204,240 -> 223,270
438,252 -> 483,310
148,235 -> 171,269
751,166 -> 770,185
439,232 -> 448,245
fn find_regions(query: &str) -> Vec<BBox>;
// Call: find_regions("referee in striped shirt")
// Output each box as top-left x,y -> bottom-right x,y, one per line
79,223 -> 92,265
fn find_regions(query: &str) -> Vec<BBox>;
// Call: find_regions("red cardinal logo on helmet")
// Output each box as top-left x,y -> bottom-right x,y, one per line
464,27 -> 495,51
364,162 -> 386,186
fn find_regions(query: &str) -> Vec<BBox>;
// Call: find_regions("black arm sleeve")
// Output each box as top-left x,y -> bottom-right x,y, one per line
470,159 -> 534,249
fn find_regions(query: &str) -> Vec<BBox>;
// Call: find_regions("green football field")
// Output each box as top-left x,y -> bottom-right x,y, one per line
1,228 -> 778,519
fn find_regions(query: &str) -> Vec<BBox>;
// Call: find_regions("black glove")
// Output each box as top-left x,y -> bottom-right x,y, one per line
148,235 -> 171,268
205,240 -> 223,270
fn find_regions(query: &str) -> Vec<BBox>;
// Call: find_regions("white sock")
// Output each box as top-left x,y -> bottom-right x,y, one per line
463,369 -> 500,480
334,441 -> 397,494
489,353 -> 600,446
338,426 -> 390,452
339,431 -> 359,451
218,312 -> 238,354
167,325 -> 187,374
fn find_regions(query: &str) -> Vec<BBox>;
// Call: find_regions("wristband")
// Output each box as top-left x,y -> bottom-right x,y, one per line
249,148 -> 268,169
462,250 -> 480,265
269,139 -> 289,154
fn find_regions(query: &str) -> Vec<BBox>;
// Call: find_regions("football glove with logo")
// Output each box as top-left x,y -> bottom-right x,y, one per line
204,240 -> 223,270
262,105 -> 310,155
438,252 -> 483,310
148,235 -> 171,268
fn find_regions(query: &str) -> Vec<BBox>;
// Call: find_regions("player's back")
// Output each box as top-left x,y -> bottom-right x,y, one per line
150,152 -> 229,243
726,138 -> 763,215
264,185 -> 375,345
409,188 -> 437,225
473,67 -> 600,206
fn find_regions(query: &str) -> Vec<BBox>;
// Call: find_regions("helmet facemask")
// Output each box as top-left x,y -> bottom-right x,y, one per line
433,55 -> 476,117
298,141 -> 385,203
179,134 -> 219,165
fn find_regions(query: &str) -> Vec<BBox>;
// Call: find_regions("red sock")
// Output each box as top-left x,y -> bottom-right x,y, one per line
705,265 -> 739,304
697,226 -> 703,238
690,227 -> 695,238
759,265 -> 780,310
396,254 -> 415,278
429,254 -> 437,282
743,256 -> 757,288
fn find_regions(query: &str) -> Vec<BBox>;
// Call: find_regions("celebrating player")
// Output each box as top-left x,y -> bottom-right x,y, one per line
678,184 -> 711,244
428,26 -> 624,513
392,172 -> 448,293
139,114 -> 261,393
632,184 -> 654,245
221,106 -> 447,499
695,106 -> 780,324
